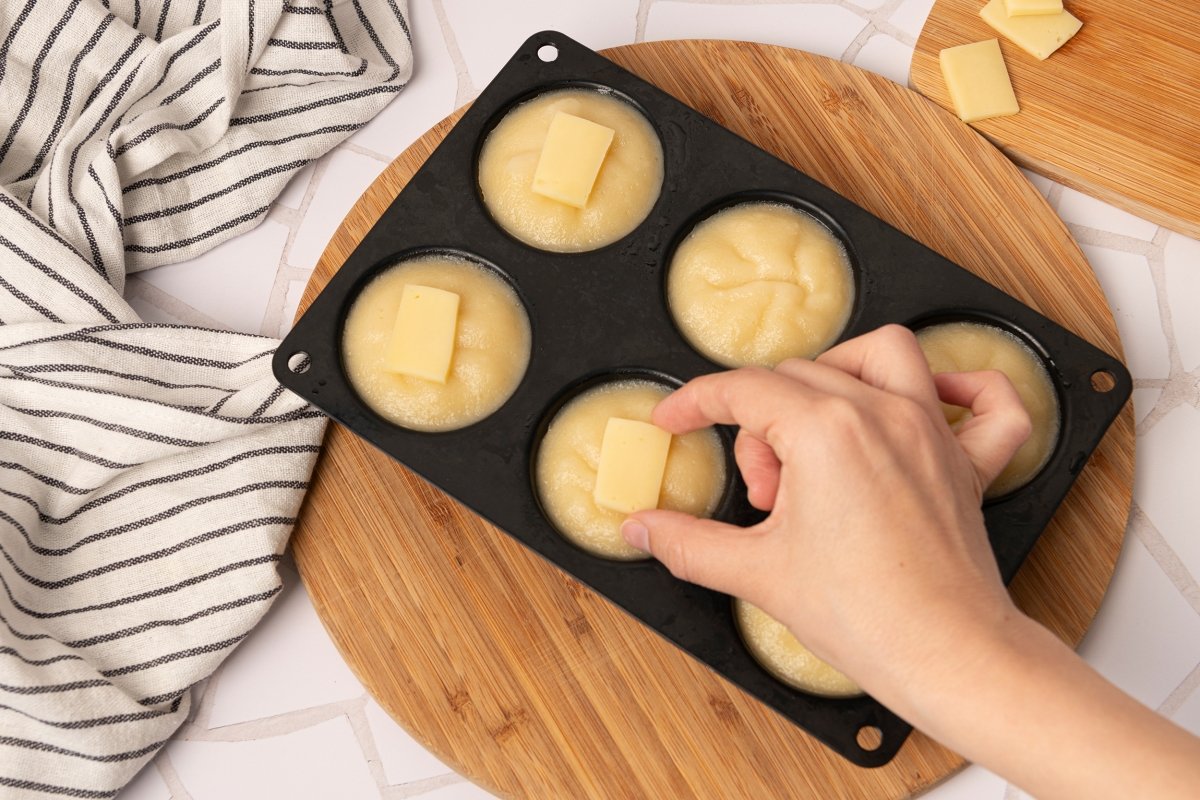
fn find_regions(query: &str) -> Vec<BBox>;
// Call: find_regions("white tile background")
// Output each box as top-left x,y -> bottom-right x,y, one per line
116,1 -> 1200,798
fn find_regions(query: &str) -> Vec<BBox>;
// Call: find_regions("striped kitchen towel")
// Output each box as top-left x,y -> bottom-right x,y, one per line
0,1 -> 412,797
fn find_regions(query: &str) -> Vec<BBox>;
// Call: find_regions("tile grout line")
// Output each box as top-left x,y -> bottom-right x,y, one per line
382,772 -> 470,799
339,140 -> 394,164
1066,223 -> 1160,258
177,698 -> 365,742
259,217 -> 299,338
1044,181 -> 1064,212
342,695 -> 392,793
190,668 -> 220,731
1157,660 -> 1200,718
862,0 -> 918,49
280,153 -> 333,271
125,276 -> 228,330
635,0 -> 654,42
1131,227 -> 1189,434
154,752 -> 194,800
840,20 -> 878,64
430,0 -> 477,107
1130,504 -> 1200,618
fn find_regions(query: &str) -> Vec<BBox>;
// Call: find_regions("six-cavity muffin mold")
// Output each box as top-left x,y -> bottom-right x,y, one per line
274,31 -> 1131,768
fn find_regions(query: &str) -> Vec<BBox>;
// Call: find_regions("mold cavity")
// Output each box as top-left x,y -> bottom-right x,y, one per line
537,43 -> 558,62
476,86 -> 664,253
340,252 -> 531,433
733,598 -> 863,698
856,726 -> 883,752
1090,369 -> 1116,393
287,352 -> 311,374
533,373 -> 728,561
666,199 -> 856,368
914,318 -> 1061,499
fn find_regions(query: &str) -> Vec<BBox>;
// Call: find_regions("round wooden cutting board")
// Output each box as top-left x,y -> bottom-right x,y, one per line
292,41 -> 1134,799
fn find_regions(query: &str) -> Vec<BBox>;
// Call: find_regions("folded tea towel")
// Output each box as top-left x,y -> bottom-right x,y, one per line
0,1 -> 412,796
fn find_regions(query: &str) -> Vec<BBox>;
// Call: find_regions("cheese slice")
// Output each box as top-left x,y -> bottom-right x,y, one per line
593,417 -> 672,514
939,39 -> 1020,123
531,111 -> 615,209
383,284 -> 459,383
1003,0 -> 1063,17
981,0 -> 1082,60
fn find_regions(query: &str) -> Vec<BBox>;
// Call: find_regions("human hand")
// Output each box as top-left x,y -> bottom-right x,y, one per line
620,324 -> 1032,699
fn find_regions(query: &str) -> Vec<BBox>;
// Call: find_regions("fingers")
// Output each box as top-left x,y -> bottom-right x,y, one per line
811,324 -> 943,418
651,368 -> 812,446
734,430 -> 781,510
621,510 -> 763,596
654,327 -> 938,443
934,370 -> 1032,489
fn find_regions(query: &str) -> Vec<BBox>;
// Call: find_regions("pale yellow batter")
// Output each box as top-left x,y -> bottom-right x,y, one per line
536,380 -> 726,560
342,256 -> 530,432
917,321 -> 1061,498
668,202 -> 855,368
477,89 -> 664,252
735,599 -> 861,697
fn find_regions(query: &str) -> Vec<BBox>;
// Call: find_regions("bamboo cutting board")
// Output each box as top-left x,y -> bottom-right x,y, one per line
910,0 -> 1200,239
292,41 -> 1134,799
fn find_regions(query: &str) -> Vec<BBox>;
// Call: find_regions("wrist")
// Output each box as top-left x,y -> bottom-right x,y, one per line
856,593 -> 1036,731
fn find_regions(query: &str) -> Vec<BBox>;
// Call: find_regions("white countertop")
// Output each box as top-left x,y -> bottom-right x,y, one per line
116,1 -> 1200,798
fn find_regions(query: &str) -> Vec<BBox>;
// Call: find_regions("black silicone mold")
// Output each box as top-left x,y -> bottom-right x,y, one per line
274,31 -> 1131,768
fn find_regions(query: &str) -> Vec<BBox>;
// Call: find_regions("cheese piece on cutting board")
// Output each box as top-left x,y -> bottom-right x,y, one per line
593,417 -> 672,514
532,112 -> 615,208
1004,0 -> 1063,17
981,0 -> 1082,60
940,39 -> 1020,123
383,284 -> 459,383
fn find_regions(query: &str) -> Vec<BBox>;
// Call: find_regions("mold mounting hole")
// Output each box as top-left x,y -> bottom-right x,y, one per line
856,726 -> 883,752
537,43 -> 558,62
1090,369 -> 1116,393
287,352 -> 311,374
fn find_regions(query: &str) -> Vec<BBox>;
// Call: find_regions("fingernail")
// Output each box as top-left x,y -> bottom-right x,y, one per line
621,519 -> 649,551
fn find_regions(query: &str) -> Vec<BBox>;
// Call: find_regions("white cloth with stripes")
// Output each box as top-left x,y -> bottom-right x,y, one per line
0,1 -> 412,797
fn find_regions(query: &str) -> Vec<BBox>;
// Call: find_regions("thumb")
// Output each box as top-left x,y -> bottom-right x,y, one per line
934,370 -> 1033,490
622,509 -> 762,596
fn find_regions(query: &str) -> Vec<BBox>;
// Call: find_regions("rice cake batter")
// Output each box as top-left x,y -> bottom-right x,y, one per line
735,599 -> 861,697
668,202 -> 855,368
917,321 -> 1061,498
536,380 -> 726,560
342,255 -> 530,432
478,89 -> 663,252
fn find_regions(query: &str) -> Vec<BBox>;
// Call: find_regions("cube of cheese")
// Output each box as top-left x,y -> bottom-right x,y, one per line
593,417 -> 672,514
383,284 -> 459,383
981,0 -> 1082,60
939,39 -> 1020,123
1003,0 -> 1063,17
531,112 -> 615,209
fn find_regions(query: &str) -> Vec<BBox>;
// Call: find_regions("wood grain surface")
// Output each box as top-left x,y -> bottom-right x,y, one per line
910,0 -> 1200,239
292,41 -> 1134,799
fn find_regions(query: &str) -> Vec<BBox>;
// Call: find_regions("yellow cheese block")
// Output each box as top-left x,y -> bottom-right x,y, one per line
1003,0 -> 1063,17
939,39 -> 1020,123
981,0 -> 1082,60
531,111 -> 615,209
593,417 -> 672,514
383,284 -> 459,383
